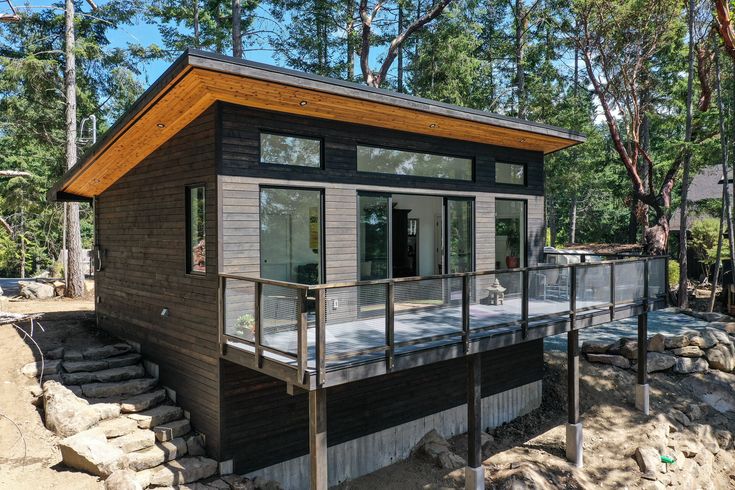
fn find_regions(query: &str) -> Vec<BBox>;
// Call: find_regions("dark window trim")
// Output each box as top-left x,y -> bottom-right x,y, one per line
258,130 -> 324,170
494,161 -> 527,187
258,184 -> 326,285
185,183 -> 207,276
355,143 -> 476,183
495,198 -> 528,268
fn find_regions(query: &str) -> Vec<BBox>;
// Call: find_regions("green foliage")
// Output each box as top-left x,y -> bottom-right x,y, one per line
690,218 -> 730,276
668,259 -> 680,288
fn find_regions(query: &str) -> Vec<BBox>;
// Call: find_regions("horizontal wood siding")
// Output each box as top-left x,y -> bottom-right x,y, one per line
96,106 -> 221,457
221,339 -> 543,473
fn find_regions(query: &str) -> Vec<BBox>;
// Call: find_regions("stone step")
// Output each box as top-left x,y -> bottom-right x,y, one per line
81,377 -> 157,399
127,438 -> 187,472
128,405 -> 183,430
63,353 -> 142,373
63,364 -> 146,385
110,429 -> 157,453
154,419 -> 191,442
148,456 -> 218,487
120,388 -> 167,413
83,343 -> 133,360
93,416 -> 139,438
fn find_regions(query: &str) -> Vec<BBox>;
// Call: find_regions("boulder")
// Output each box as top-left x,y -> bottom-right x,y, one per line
128,405 -> 183,429
586,354 -> 630,369
705,327 -> 732,346
705,344 -> 735,372
126,438 -> 187,471
252,477 -> 285,490
646,353 -> 677,373
414,429 -> 451,460
635,446 -> 661,481
673,357 -> 708,374
110,430 -> 156,453
664,335 -> 689,349
688,333 -> 715,349
671,346 -> 704,358
685,404 -> 706,421
18,280 -> 54,299
581,341 -> 611,354
58,428 -> 127,477
21,359 -> 61,378
83,343 -> 133,360
81,378 -> 157,399
668,408 -> 691,427
620,340 -> 639,360
105,469 -> 143,490
186,433 -> 206,456
715,430 -> 733,451
437,450 -> 466,470
120,389 -> 167,413
52,280 -> 66,297
43,381 -> 120,437
148,456 -> 218,487
647,334 -> 665,353
690,424 -> 720,455
46,347 -> 65,360
93,417 -> 138,438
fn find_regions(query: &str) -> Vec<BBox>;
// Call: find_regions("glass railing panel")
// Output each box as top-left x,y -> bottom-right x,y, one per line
224,277 -> 256,342
260,284 -> 300,355
529,266 -> 571,318
614,261 -> 645,304
470,270 -> 522,330
393,277 -> 462,349
648,258 -> 666,298
575,263 -> 611,310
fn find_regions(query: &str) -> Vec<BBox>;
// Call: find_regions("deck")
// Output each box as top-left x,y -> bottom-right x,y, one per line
219,253 -> 668,389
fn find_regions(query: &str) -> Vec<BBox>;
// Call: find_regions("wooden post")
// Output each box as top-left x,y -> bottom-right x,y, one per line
297,288 -> 308,385
609,262 -> 616,321
465,354 -> 483,490
254,281 -> 263,368
385,282 -> 395,371
309,388 -> 328,490
521,269 -> 529,339
636,311 -> 650,415
315,289 -> 326,386
565,328 -> 583,467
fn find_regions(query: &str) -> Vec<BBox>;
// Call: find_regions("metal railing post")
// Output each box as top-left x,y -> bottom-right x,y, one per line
218,276 -> 226,355
569,264 -> 577,329
522,269 -> 529,339
643,258 -> 650,312
609,262 -> 616,322
254,281 -> 263,368
385,282 -> 395,371
315,288 -> 326,386
297,288 -> 308,385
664,256 -> 670,306
462,275 -> 471,352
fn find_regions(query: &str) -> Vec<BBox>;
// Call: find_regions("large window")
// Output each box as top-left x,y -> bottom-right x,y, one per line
495,162 -> 525,185
358,194 -> 390,280
260,187 -> 322,284
357,145 -> 472,181
260,132 -> 321,168
186,185 -> 206,274
495,199 -> 526,269
447,198 -> 473,273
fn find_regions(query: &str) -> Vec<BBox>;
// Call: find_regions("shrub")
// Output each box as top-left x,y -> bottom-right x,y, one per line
668,259 -> 680,288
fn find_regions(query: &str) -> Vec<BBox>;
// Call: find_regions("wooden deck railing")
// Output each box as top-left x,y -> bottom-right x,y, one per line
219,254 -> 669,388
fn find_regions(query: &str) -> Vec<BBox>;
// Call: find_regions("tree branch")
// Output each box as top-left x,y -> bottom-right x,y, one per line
0,170 -> 32,178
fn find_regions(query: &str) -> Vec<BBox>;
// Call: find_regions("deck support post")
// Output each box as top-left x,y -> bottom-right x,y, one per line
309,388 -> 328,490
636,312 -> 650,415
565,329 -> 583,468
465,354 -> 483,490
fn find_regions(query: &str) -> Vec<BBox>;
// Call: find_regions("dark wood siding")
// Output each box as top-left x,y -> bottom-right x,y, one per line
221,339 -> 543,473
218,103 -> 545,196
95,106 -> 221,457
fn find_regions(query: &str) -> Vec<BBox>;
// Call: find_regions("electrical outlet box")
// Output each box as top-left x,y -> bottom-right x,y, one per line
331,299 -> 339,310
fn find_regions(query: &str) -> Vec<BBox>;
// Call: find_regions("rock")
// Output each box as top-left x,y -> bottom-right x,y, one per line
635,446 -> 661,481
586,354 -> 631,369
668,408 -> 691,427
673,357 -> 708,374
110,429 -> 156,453
688,334 -> 711,349
128,405 -> 183,429
64,349 -> 84,361
665,335 -> 689,349
715,430 -> 733,450
690,424 -> 720,455
106,353 -> 143,369
621,340 -> 639,360
705,327 -> 733,345
148,456 -> 218,486
437,451 -> 466,470
126,438 -> 187,471
154,418 -> 191,442
581,341 -> 611,354
93,417 -> 139,438
52,280 -> 66,297
63,359 -> 109,373
186,433 -> 206,456
58,428 -> 127,477
18,280 -> 54,299
43,381 -> 120,437
481,431 -> 494,450
120,389 -> 167,413
671,346 -> 704,357
255,479 -> 285,490
105,469 -> 143,490
414,429 -> 451,459
64,365 -> 146,385
81,378 -> 157,399
646,353 -> 677,373
685,404 -> 706,421
648,334 -> 665,352
705,344 -> 735,372
133,468 -> 153,488
21,359 -> 61,378
46,347 -> 65,360
83,343 -> 133,360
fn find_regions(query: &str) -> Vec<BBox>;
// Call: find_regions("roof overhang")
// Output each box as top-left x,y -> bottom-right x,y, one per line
50,49 -> 586,201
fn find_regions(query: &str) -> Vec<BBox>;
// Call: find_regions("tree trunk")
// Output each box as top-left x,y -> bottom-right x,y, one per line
397,5 -> 404,92
193,0 -> 200,48
19,207 -> 25,278
232,0 -> 242,58
346,0 -> 355,80
643,213 -> 669,256
678,0 -> 695,308
715,42 -> 735,286
514,0 -> 527,118
709,187 -> 726,312
65,0 -> 84,298
569,193 -> 577,244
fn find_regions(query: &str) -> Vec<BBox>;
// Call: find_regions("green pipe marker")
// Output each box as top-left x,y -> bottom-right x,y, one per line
660,455 -> 675,464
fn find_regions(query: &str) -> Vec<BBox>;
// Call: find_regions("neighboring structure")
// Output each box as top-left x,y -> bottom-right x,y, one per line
50,50 -> 668,490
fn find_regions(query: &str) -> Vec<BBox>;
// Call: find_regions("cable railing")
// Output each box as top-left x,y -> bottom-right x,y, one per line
219,254 -> 668,387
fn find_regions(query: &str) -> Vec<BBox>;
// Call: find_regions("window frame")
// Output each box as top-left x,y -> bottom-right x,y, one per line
258,130 -> 324,169
185,184 -> 207,276
494,160 -> 527,187
355,143 -> 475,182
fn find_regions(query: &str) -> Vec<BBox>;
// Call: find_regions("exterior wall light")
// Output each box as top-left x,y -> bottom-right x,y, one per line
161,307 -> 169,317
157,123 -> 166,128
299,100 -> 308,106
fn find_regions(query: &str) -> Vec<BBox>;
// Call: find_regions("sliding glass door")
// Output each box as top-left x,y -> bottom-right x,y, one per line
358,194 -> 390,280
446,198 -> 474,273
495,199 -> 526,269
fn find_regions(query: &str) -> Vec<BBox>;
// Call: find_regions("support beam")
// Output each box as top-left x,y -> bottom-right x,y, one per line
309,388 -> 327,490
566,329 -> 583,467
465,354 -> 483,490
636,312 -> 650,415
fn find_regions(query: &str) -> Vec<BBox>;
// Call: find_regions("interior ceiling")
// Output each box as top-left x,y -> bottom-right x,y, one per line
60,67 -> 583,198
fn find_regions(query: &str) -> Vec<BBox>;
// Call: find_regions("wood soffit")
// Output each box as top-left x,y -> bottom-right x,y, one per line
53,51 -> 586,199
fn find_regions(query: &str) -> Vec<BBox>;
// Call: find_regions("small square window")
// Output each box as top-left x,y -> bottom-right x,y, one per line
495,162 -> 525,185
186,185 -> 206,274
260,133 -> 321,168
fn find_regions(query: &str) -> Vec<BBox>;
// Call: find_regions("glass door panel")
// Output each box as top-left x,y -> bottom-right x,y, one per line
446,198 -> 474,273
359,194 -> 390,280
495,199 -> 526,269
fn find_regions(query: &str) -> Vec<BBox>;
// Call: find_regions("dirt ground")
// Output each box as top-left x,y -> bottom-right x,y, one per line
2,295 -> 735,489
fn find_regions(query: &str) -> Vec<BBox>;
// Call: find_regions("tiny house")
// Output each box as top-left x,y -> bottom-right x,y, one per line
51,50 -> 667,489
